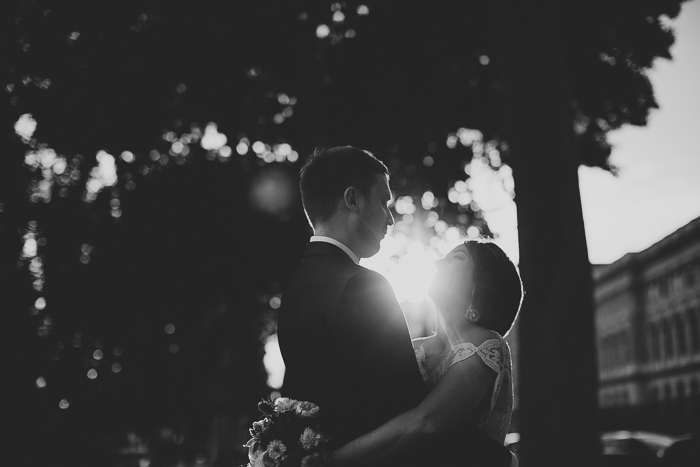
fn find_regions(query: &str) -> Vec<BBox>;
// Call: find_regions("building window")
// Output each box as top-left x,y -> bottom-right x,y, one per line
691,379 -> 700,395
599,337 -> 608,370
664,383 -> 673,400
647,283 -> 656,302
650,386 -> 659,401
676,380 -> 686,399
614,333 -> 624,368
621,331 -> 628,364
662,319 -> 674,360
685,265 -> 697,287
659,277 -> 670,297
674,314 -> 688,356
607,335 -> 616,369
689,309 -> 700,354
620,389 -> 629,406
649,324 -> 660,362
612,333 -> 621,368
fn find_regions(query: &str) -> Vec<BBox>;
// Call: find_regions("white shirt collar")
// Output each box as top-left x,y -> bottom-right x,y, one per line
310,236 -> 359,264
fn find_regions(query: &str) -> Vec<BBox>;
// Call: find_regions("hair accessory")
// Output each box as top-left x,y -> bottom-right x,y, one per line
465,304 -> 480,322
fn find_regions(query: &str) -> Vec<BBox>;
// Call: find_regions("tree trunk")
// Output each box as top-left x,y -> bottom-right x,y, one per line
496,1 -> 601,466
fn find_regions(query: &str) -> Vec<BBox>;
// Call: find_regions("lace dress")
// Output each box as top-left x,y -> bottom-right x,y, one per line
414,337 -> 513,444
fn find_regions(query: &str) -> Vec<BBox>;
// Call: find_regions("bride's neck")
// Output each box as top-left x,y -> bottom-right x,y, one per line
435,305 -> 477,344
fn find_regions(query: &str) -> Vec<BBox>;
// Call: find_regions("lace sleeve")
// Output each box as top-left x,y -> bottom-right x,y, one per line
475,339 -> 506,374
447,338 -> 503,373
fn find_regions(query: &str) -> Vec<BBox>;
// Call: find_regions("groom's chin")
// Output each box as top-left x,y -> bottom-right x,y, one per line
362,243 -> 382,259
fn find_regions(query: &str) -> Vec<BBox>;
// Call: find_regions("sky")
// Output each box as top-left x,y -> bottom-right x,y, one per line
579,0 -> 700,264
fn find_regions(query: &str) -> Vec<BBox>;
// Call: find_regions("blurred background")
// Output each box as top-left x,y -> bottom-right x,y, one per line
2,1 -> 699,466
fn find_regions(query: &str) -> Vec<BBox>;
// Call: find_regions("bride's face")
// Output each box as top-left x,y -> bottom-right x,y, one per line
428,244 -> 476,313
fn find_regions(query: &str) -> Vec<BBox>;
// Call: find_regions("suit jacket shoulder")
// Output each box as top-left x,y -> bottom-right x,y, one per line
278,242 -> 425,446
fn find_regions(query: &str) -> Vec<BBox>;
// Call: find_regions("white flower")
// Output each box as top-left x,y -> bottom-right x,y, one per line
274,397 -> 298,413
295,401 -> 320,418
300,427 -> 327,450
266,439 -> 287,460
261,451 -> 281,467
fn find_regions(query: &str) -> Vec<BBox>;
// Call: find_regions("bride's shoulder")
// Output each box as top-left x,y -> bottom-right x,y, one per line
460,328 -> 501,348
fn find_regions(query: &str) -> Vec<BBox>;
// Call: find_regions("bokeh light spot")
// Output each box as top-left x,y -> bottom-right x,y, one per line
23,237 -> 38,257
263,334 -> 285,389
446,134 -> 458,149
84,151 -> 118,202
165,323 -> 175,334
200,123 -> 227,151
14,114 -> 37,140
87,369 -> 97,379
421,191 -> 436,210
36,376 -> 47,388
252,141 -> 265,154
219,145 -> 232,158
59,399 -> 70,409
35,297 -> 46,310
250,170 -> 297,216
236,141 -> 249,155
316,24 -> 330,39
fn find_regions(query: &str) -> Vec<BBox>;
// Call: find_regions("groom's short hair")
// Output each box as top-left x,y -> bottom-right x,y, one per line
299,146 -> 389,226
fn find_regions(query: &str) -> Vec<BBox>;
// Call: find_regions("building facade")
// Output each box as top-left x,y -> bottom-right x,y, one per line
594,216 -> 700,416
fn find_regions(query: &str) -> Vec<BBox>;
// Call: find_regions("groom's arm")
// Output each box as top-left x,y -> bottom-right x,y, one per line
330,269 -> 515,467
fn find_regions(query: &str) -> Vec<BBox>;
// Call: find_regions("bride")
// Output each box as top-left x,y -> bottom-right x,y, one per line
332,239 -> 523,466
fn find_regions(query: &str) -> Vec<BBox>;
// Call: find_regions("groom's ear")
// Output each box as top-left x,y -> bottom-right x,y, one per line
343,186 -> 361,212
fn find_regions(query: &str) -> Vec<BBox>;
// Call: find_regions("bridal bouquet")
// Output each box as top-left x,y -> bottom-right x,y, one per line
244,397 -> 332,467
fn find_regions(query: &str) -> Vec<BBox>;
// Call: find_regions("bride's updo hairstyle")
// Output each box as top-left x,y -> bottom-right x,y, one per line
464,239 -> 523,336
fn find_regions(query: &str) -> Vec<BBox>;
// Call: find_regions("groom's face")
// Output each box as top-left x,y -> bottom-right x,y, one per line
355,174 -> 394,258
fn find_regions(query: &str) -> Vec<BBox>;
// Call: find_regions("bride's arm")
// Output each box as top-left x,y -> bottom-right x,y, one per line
331,350 -> 498,467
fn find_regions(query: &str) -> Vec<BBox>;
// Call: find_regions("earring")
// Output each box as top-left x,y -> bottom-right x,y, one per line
465,304 -> 480,322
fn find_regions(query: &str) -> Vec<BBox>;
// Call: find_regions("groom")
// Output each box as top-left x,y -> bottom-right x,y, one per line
277,146 -> 515,466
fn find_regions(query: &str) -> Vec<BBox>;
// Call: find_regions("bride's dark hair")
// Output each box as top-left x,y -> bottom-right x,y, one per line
464,239 -> 523,336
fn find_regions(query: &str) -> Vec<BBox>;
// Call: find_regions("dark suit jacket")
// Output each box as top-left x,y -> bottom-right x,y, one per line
277,242 -> 512,467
